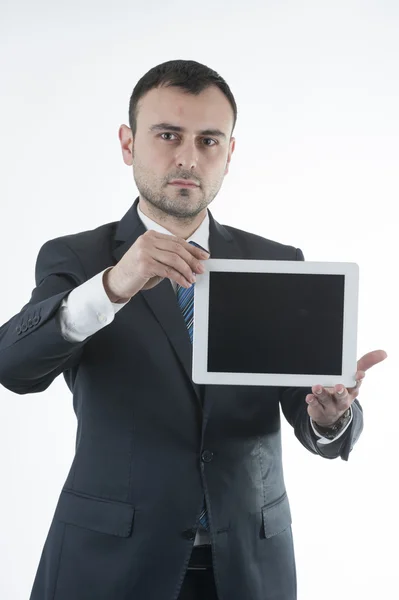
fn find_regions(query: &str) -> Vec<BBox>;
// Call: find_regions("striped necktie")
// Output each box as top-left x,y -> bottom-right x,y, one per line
176,241 -> 209,531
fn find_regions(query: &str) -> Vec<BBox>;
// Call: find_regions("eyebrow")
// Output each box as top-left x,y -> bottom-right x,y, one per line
149,122 -> 227,141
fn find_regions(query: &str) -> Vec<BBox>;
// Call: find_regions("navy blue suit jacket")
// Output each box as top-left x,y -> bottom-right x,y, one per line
0,198 -> 363,600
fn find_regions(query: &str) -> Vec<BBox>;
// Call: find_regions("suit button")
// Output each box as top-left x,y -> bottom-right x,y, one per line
201,450 -> 214,463
16,326 -> 22,334
21,324 -> 28,332
33,316 -> 40,325
182,528 -> 196,540
27,319 -> 33,328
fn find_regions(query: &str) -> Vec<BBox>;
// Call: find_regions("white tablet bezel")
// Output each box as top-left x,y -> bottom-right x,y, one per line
192,259 -> 359,388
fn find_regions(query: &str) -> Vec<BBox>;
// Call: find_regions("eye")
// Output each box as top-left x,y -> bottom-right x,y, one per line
202,138 -> 217,146
160,133 -> 217,146
160,132 -> 178,141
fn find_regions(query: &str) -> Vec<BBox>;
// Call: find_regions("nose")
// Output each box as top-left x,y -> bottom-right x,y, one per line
175,140 -> 199,170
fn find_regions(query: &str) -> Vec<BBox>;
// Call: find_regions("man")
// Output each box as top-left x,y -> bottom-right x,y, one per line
0,59 -> 387,600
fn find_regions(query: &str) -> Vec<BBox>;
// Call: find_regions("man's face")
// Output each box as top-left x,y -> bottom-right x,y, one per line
120,85 -> 235,220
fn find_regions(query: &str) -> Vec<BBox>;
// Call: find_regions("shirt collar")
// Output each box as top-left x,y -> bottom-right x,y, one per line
137,200 -> 210,253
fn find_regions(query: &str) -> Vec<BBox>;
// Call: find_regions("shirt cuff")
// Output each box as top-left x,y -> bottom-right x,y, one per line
58,267 -> 130,342
310,405 -> 353,445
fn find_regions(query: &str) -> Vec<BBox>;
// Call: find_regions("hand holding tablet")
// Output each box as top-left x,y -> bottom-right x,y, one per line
305,349 -> 387,427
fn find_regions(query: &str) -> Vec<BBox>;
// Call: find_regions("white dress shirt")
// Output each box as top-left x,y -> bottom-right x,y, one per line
56,202 -> 353,543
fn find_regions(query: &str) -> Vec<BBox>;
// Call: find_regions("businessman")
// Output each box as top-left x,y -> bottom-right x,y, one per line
0,59 -> 387,600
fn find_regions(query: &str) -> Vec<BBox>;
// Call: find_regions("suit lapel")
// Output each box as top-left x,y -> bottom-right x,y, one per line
112,198 -> 243,408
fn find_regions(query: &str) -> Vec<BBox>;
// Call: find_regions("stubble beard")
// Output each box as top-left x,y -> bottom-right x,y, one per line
132,152 -> 225,223
134,173 -> 220,223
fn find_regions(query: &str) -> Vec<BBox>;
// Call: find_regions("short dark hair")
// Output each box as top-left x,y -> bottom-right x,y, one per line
128,59 -> 237,138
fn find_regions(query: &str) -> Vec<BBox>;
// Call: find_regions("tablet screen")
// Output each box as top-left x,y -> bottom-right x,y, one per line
207,272 -> 345,376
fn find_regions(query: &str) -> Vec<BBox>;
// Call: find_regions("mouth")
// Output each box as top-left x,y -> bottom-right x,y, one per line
169,180 -> 199,188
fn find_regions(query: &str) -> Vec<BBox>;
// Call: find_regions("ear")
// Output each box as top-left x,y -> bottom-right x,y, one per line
119,124 -> 134,166
225,137 -> 236,175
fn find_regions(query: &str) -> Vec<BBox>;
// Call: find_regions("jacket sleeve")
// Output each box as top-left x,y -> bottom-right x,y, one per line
0,238 -> 95,394
278,245 -> 364,461
279,386 -> 364,461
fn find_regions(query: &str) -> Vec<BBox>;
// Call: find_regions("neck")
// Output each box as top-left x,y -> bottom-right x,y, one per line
139,197 -> 206,240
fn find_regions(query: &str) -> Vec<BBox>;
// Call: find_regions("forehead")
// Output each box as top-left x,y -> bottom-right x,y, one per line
137,85 -> 233,133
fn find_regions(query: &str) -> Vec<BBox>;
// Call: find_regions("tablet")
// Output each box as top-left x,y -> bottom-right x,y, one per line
192,260 -> 359,388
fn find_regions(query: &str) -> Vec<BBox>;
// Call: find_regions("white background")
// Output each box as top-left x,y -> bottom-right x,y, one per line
0,1 -> 397,598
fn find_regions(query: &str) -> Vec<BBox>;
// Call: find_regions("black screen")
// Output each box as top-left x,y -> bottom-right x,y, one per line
207,272 -> 345,375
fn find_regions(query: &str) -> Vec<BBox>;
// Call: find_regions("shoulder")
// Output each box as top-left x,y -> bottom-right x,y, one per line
42,221 -> 117,254
221,223 -> 303,260
36,221 -> 118,280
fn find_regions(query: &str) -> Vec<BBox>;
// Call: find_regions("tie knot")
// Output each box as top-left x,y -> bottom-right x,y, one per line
189,240 -> 208,253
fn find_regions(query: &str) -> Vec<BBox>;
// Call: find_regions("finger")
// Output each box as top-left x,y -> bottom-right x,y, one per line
149,236 -> 208,286
149,231 -> 204,249
332,384 -> 351,408
182,240 -> 210,260
306,393 -> 321,406
146,248 -> 198,288
347,376 -> 364,398
164,238 -> 209,276
149,231 -> 210,267
357,350 -> 387,373
305,394 -> 328,422
144,251 -> 194,288
311,386 -> 334,406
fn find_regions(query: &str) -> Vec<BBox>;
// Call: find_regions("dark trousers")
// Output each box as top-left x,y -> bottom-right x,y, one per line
178,545 -> 219,600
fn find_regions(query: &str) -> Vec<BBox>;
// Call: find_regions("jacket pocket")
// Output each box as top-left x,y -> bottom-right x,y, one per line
261,492 -> 292,539
54,489 -> 135,537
